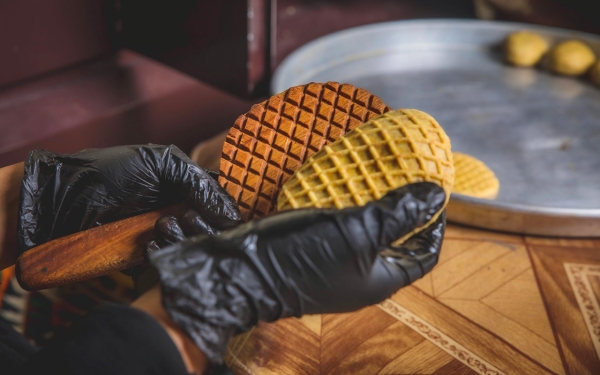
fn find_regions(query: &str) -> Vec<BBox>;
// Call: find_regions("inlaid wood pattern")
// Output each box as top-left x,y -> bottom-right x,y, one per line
378,299 -> 505,375
225,226 -> 600,375
564,263 -> 600,358
529,244 -> 600,375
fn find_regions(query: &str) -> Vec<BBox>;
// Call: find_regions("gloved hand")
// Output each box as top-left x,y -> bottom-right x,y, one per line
149,182 -> 446,364
17,144 -> 241,253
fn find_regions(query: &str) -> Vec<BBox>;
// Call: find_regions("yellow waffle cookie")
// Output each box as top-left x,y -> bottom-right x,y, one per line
277,109 -> 454,243
452,152 -> 499,199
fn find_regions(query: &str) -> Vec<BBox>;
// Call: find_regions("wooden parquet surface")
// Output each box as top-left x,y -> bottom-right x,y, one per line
224,224 -> 600,375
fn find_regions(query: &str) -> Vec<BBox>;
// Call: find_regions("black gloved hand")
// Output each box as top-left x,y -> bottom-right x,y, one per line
17,144 -> 241,253
149,182 -> 446,364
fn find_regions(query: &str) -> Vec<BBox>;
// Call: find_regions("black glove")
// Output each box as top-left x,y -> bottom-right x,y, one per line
149,182 -> 446,364
17,144 -> 241,253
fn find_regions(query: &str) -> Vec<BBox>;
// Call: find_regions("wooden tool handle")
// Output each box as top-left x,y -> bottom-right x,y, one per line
15,204 -> 184,291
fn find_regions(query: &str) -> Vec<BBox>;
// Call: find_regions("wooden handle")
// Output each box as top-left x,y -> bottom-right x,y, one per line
15,204 -> 184,291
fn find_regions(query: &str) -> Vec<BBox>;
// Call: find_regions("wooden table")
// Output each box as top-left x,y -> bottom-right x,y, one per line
223,224 -> 600,375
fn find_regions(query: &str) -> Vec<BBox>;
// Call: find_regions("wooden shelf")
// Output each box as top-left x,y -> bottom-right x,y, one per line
0,49 -> 253,168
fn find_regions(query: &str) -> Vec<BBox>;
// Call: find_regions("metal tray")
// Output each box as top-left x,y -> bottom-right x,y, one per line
272,19 -> 600,237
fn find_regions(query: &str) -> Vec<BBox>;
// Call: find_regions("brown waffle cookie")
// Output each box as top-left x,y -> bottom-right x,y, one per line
219,82 -> 391,221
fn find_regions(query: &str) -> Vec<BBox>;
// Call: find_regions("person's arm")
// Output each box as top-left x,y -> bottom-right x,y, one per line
0,162 -> 24,270
1,145 -> 240,270
149,183 -> 447,364
3,161 -> 205,372
131,284 -> 209,374
2,143 -> 240,374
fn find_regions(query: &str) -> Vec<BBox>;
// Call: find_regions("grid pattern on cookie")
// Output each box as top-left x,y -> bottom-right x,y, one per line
452,152 -> 499,199
277,109 -> 454,212
219,82 -> 391,220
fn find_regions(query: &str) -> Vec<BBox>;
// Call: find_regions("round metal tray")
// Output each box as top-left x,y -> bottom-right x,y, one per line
272,19 -> 600,237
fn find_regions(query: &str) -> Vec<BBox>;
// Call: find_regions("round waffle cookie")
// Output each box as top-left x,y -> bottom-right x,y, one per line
277,109 -> 454,243
452,152 -> 499,199
218,82 -> 391,221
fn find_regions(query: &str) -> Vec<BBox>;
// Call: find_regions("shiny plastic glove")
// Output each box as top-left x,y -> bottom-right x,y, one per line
17,144 -> 241,253
150,182 -> 446,364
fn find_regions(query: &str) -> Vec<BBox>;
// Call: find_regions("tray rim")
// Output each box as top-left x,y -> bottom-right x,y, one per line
272,19 -> 600,90
271,19 -> 600,237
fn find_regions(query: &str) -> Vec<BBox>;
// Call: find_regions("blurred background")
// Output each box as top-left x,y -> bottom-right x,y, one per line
1,0 -> 599,169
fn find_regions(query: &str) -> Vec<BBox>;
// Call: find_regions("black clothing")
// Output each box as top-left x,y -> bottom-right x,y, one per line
1,304 -> 189,375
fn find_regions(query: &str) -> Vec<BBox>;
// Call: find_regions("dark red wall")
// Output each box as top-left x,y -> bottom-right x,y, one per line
0,0 -> 112,88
